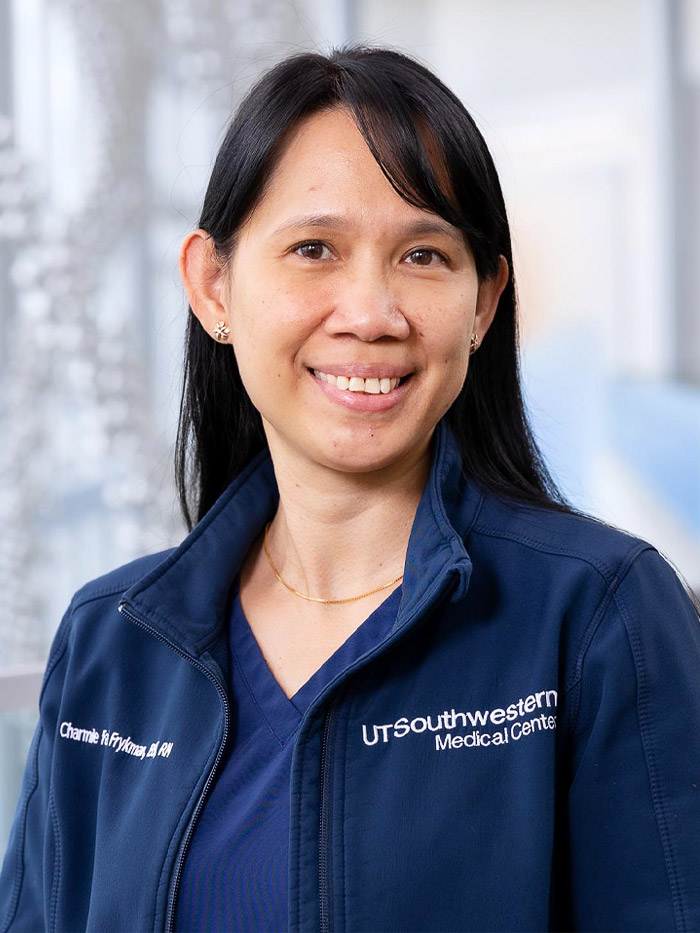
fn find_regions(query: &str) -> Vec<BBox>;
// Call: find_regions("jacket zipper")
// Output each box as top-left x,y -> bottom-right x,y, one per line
117,600 -> 230,933
307,571 -> 459,932
318,696 -> 339,933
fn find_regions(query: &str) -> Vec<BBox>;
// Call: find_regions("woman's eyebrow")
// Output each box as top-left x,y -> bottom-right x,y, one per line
270,213 -> 465,248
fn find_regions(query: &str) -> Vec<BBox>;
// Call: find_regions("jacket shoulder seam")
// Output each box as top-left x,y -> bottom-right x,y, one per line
471,522 -> 646,588
563,544 -> 653,700
612,573 -> 688,930
562,546 -> 652,756
40,601 -> 76,702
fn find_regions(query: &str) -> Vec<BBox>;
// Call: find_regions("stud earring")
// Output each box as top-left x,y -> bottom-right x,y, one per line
213,320 -> 230,342
469,332 -> 480,355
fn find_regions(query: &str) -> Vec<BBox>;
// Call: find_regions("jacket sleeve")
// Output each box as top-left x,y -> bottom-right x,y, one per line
556,546 -> 700,932
0,596 -> 76,933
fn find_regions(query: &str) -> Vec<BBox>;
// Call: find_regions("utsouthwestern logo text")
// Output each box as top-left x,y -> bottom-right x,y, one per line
361,688 -> 557,750
59,722 -> 174,762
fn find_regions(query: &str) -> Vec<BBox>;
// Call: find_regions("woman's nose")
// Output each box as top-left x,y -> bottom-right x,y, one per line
323,266 -> 411,342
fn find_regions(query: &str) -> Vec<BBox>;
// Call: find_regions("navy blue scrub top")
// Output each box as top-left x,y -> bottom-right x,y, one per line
175,572 -> 403,933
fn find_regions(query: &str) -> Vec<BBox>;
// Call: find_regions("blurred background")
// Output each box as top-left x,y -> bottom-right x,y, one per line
0,0 -> 698,853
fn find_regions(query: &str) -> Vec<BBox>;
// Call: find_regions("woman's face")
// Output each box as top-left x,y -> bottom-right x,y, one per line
200,107 -> 506,476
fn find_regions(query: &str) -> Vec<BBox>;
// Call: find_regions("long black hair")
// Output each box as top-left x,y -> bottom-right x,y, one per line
175,42 -> 561,525
173,44 -> 699,609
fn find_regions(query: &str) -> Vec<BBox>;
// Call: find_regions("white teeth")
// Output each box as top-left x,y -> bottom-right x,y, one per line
312,370 -> 403,393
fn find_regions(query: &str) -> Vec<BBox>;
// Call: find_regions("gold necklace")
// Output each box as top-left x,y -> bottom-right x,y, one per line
263,521 -> 404,604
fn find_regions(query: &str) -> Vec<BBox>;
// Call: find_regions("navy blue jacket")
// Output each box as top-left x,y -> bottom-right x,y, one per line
2,417 -> 700,932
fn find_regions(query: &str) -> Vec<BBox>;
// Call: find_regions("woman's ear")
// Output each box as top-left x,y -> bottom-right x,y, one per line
179,230 -> 230,339
473,255 -> 509,341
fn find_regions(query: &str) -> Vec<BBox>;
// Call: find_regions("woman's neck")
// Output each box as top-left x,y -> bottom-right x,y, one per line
263,432 -> 434,602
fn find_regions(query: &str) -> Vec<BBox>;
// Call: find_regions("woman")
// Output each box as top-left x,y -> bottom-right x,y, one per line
2,45 -> 699,933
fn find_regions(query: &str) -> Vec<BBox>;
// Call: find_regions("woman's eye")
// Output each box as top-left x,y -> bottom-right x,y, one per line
405,248 -> 447,267
293,241 -> 331,260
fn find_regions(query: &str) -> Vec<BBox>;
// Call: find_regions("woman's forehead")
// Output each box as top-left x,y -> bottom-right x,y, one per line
245,108 -> 460,238
265,108 -> 387,187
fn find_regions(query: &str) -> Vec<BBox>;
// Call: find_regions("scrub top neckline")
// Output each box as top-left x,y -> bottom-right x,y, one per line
228,572 -> 403,746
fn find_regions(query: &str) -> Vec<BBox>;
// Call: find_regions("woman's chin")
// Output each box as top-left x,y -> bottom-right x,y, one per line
262,404 -> 435,477
306,424 -> 429,477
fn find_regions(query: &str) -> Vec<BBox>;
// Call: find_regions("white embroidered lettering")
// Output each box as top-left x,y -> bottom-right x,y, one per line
58,722 -> 174,762
361,688 -> 558,753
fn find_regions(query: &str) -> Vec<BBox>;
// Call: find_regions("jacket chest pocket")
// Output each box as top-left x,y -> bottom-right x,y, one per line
330,714 -> 557,932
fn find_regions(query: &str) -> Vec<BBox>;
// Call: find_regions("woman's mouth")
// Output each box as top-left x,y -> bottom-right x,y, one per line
306,367 -> 413,412
311,369 -> 410,393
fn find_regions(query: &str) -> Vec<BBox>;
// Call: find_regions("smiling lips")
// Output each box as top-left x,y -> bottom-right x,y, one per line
308,362 -> 412,394
307,365 -> 413,412
312,370 -> 402,394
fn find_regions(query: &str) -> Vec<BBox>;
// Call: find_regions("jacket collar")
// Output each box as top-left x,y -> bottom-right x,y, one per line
120,417 -> 483,657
